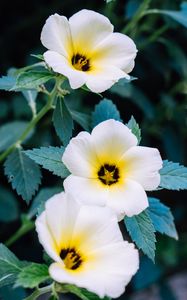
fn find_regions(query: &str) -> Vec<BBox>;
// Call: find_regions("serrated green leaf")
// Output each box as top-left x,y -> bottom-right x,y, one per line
71,109 -> 91,131
28,187 -> 63,218
0,187 -> 19,222
4,148 -> 41,203
0,121 -> 30,152
16,263 -> 50,288
0,244 -> 27,288
148,198 -> 178,240
159,160 -> 187,190
0,75 -> 16,91
12,70 -> 54,90
63,284 -> 111,300
127,116 -> 141,144
92,98 -> 121,128
124,210 -> 156,262
53,98 -> 73,146
25,146 -> 69,178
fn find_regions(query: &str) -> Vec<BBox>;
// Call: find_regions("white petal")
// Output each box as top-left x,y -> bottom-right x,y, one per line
124,60 -> 135,73
44,192 -> 81,251
44,51 -> 87,89
49,241 -> 139,298
62,132 -> 99,178
89,242 -> 139,298
69,9 -> 113,54
86,65 -> 128,93
91,119 -> 138,163
92,32 -> 137,72
41,14 -> 73,57
35,212 -> 61,263
64,175 -> 108,206
71,205 -> 122,253
107,179 -> 149,217
123,146 -> 163,190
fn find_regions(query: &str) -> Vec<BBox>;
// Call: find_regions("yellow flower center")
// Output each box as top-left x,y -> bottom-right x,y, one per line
72,54 -> 90,71
98,164 -> 120,186
60,247 -> 83,270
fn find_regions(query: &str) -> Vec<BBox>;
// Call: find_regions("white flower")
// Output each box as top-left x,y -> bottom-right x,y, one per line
35,192 -> 139,298
41,9 -> 137,93
62,119 -> 163,219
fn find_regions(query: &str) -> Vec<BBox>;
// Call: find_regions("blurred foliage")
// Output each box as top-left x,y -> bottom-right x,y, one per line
0,0 -> 187,299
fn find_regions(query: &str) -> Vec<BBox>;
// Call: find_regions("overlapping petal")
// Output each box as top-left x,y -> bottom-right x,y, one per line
69,9 -> 113,54
91,119 -> 138,163
41,14 -> 73,57
106,179 -> 148,218
123,146 -> 163,190
44,51 -> 87,89
50,242 -> 139,298
92,32 -> 137,71
64,175 -> 108,206
62,132 -> 100,178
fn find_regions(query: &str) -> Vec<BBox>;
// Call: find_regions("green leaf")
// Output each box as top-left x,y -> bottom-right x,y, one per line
148,198 -> 178,240
127,116 -> 141,144
0,285 -> 27,300
25,146 -> 69,178
78,289 -> 111,300
133,256 -> 163,290
114,77 -> 137,86
22,90 -> 38,115
110,85 -> 155,120
71,109 -> 91,131
0,121 -> 29,152
53,98 -> 73,146
12,70 -> 54,90
0,244 -> 27,287
0,75 -> 16,91
92,98 -> 121,128
28,186 -> 63,218
159,160 -> 187,190
4,148 -> 41,203
31,54 -> 44,61
159,2 -> 187,28
63,284 -> 111,300
124,210 -> 156,262
16,263 -> 50,288
0,187 -> 19,222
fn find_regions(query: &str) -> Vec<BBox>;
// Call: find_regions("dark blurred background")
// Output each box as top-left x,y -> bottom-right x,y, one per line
0,0 -> 187,299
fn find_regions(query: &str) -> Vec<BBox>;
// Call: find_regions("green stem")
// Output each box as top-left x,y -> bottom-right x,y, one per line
139,24 -> 169,49
122,0 -> 152,35
0,81 -> 59,163
5,219 -> 35,247
24,284 -> 53,300
16,62 -> 45,74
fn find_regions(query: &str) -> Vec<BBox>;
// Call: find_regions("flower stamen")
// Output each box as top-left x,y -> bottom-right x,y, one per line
98,164 -> 119,186
72,54 -> 90,71
60,247 -> 83,270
